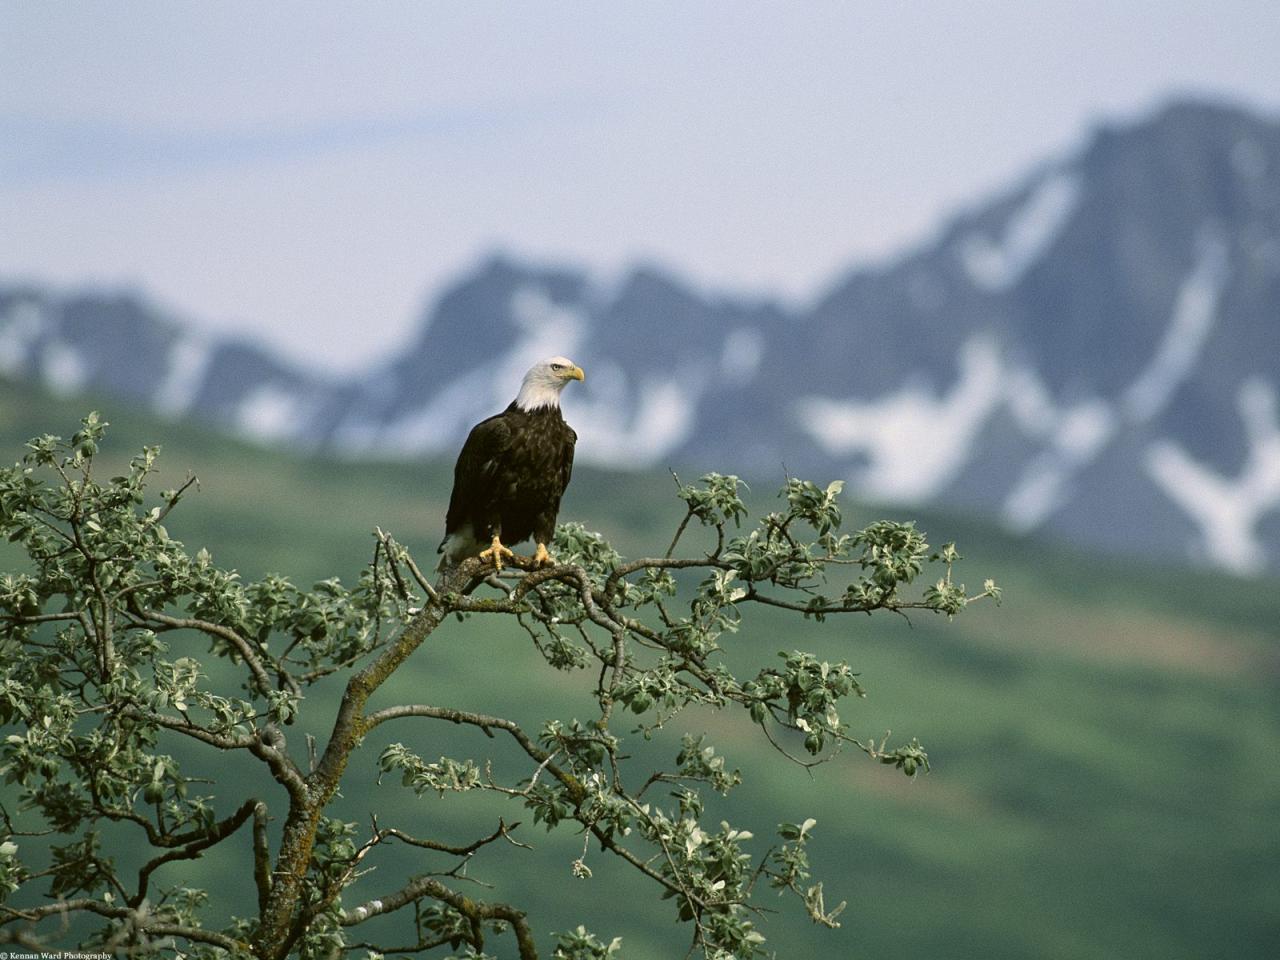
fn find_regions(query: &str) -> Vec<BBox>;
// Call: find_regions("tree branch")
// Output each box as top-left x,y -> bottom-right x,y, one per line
380,819 -> 526,857
341,876 -> 538,960
130,797 -> 262,907
253,800 -> 273,915
0,899 -> 250,952
140,608 -> 278,696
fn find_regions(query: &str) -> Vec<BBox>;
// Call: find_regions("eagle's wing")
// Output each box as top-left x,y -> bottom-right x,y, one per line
530,424 -> 577,549
560,425 -> 577,491
443,412 -> 514,540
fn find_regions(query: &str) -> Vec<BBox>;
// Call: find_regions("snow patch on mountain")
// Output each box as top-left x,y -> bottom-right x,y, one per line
0,300 -> 46,376
720,328 -> 764,381
998,362 -> 1120,530
801,335 -> 1126,529
154,335 -> 215,417
1002,398 -> 1117,532
1003,366 -> 1062,435
570,360 -> 700,468
42,341 -> 89,396
381,284 -> 589,454
959,170 -> 1081,292
238,384 -> 306,442
1145,377 -> 1280,574
494,285 -> 586,411
1000,234 -> 1229,531
798,337 -> 1004,501
387,376 -> 489,452
1122,234 -> 1229,423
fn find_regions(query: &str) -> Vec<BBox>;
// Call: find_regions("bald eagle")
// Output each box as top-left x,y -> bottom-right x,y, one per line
438,356 -> 584,570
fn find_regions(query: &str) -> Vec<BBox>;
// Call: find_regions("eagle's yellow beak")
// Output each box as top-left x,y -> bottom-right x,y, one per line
566,365 -> 585,382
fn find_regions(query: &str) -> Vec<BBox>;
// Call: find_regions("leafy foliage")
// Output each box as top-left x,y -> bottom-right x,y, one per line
0,416 -> 996,958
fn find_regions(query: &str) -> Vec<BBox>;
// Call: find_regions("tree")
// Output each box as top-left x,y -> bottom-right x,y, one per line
0,414 -> 998,959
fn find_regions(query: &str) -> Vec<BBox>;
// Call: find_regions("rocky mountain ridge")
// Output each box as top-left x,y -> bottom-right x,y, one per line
3,99 -> 1279,573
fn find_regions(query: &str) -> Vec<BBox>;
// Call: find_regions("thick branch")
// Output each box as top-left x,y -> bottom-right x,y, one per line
258,558 -> 490,957
253,801 -> 273,914
341,876 -> 538,960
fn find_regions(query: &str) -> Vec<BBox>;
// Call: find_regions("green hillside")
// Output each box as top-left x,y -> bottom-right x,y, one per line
2,380 -> 1278,959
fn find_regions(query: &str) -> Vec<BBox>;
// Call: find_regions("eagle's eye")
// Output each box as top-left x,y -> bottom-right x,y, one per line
550,363 -> 564,371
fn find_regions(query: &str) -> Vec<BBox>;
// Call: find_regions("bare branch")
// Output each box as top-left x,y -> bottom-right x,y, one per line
153,474 -> 199,525
380,819 -> 528,857
665,506 -> 696,559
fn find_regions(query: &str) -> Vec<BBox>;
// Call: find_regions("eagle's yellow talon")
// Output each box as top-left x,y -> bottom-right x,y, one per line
479,536 -> 515,571
532,543 -> 553,567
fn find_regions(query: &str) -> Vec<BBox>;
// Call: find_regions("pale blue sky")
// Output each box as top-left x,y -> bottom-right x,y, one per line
3,1 -> 1279,372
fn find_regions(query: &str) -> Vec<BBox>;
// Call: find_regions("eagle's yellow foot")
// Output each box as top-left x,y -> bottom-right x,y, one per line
532,542 -> 553,567
479,535 -> 516,571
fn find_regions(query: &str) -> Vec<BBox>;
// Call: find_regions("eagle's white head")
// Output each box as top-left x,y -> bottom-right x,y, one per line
515,356 -> 585,411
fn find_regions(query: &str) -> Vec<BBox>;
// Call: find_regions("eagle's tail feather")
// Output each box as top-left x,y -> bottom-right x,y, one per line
436,524 -> 482,571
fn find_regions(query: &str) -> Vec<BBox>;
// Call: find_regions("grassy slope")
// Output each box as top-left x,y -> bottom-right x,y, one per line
2,381 -> 1278,959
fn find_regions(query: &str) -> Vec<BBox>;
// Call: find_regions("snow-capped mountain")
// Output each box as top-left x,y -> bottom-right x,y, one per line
3,100 -> 1279,574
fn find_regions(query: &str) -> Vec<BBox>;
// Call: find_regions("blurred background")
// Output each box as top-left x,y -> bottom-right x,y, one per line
2,3 -> 1278,958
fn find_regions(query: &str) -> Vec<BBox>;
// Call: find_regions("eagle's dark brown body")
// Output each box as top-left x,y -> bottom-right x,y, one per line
438,401 -> 577,564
